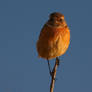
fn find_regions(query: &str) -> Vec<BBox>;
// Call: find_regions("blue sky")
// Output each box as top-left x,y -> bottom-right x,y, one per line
0,0 -> 92,92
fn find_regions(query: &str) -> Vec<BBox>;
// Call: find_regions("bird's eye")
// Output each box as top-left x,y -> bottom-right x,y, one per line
50,18 -> 54,21
60,19 -> 63,22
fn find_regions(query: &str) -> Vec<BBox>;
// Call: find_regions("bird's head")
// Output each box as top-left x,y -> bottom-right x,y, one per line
47,12 -> 67,28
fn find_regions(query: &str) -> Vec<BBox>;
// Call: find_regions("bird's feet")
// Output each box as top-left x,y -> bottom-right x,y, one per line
56,57 -> 60,66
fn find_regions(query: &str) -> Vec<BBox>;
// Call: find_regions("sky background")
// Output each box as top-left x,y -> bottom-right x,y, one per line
0,0 -> 92,92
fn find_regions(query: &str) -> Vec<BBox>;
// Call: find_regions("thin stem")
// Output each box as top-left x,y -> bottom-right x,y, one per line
50,57 -> 59,92
47,60 -> 52,76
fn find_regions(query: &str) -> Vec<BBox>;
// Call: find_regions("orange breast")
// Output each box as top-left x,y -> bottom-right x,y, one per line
37,24 -> 70,60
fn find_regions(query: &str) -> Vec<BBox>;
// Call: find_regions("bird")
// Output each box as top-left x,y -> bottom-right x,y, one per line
36,12 -> 70,76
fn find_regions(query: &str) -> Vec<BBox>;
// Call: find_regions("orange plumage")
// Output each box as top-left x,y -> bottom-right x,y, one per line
37,12 -> 70,60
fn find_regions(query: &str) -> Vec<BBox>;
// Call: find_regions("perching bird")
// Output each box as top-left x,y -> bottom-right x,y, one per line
36,12 -> 70,75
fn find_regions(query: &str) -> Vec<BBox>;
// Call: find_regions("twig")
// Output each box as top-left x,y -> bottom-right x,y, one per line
50,57 -> 59,92
47,60 -> 52,76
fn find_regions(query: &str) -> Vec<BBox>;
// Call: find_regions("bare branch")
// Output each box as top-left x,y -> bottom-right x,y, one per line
50,57 -> 59,92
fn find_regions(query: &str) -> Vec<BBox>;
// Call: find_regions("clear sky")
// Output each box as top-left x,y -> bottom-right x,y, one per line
0,0 -> 92,92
